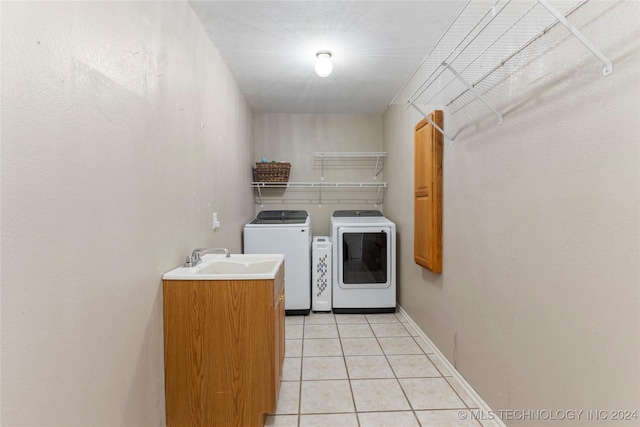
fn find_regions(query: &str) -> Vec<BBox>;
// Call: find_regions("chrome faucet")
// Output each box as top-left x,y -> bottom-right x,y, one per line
183,247 -> 230,267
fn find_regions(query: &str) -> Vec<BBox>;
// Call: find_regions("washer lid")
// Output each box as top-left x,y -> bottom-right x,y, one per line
332,210 -> 383,217
257,210 -> 308,220
251,210 -> 309,224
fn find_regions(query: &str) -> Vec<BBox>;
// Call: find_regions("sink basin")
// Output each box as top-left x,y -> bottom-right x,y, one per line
163,254 -> 284,280
199,258 -> 280,275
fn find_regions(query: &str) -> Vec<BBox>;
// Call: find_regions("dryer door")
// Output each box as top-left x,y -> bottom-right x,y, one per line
337,226 -> 391,289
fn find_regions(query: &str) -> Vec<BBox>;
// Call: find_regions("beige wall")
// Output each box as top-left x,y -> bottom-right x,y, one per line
254,113 -> 384,235
1,2 -> 254,425
3,1 -> 638,425
383,2 -> 640,425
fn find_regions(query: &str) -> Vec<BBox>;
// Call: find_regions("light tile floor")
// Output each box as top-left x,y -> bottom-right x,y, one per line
265,311 -> 485,427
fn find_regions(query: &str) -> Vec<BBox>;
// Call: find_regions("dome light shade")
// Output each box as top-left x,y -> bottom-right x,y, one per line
315,51 -> 332,77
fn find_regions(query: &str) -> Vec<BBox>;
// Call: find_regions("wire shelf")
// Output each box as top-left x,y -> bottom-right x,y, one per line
313,152 -> 387,179
314,152 -> 388,159
251,182 -> 387,206
391,0 -> 612,133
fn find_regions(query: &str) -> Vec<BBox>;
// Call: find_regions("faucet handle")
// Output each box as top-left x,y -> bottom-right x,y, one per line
183,256 -> 195,267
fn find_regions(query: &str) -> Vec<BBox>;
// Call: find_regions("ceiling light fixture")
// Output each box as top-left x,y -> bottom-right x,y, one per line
315,50 -> 333,77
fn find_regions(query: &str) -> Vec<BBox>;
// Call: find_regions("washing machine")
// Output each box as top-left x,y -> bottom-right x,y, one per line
330,210 -> 396,313
244,210 -> 311,315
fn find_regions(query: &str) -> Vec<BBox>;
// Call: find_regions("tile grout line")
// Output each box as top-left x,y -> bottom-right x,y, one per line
372,314 -> 424,426
278,311 -> 497,426
397,306 -> 507,427
336,314 -> 361,427
297,318 -> 305,427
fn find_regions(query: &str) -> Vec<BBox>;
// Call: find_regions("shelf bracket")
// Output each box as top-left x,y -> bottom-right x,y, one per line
373,153 -> 382,179
538,0 -> 612,76
410,103 -> 454,144
254,183 -> 264,207
443,63 -> 503,125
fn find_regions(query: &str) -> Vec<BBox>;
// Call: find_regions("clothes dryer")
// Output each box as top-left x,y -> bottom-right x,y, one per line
330,210 -> 396,313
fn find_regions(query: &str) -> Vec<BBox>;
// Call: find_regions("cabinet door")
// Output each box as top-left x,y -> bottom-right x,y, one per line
268,266 -> 285,412
164,279 -> 274,427
414,110 -> 443,273
273,286 -> 285,402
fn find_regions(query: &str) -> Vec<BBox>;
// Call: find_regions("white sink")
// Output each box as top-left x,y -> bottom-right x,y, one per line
163,253 -> 284,280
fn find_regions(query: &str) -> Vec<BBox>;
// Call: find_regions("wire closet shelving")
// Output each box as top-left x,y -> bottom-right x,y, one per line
251,152 -> 388,206
391,0 -> 613,141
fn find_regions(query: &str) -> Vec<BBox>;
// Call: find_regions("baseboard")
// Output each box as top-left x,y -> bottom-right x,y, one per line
397,306 -> 507,427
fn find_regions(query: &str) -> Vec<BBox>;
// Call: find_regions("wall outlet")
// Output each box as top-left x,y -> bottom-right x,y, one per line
213,212 -> 220,230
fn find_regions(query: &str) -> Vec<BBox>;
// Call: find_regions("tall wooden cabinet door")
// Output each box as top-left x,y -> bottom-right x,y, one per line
414,110 -> 443,273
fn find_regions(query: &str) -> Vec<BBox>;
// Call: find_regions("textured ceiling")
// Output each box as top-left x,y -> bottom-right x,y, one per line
189,1 -> 466,114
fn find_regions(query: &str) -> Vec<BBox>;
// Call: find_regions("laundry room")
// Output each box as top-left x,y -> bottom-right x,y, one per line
1,1 -> 639,426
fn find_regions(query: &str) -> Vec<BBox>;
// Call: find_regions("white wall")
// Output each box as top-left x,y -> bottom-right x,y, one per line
1,2 -> 254,425
254,113 -> 383,235
383,2 -> 639,425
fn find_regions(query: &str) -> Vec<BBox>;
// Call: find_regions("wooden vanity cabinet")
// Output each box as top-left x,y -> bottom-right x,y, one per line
163,264 -> 285,427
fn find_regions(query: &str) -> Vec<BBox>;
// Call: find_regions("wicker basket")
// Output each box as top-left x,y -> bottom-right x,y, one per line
255,162 -> 291,182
